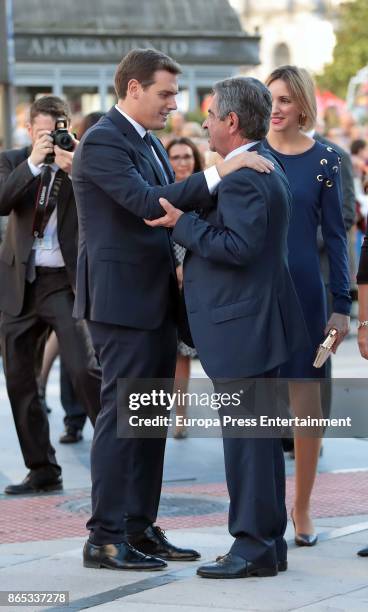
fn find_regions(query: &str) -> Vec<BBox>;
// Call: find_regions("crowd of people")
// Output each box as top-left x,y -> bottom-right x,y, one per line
0,48 -> 367,579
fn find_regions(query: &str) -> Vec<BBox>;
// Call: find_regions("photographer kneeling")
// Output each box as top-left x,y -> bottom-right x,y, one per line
0,96 -> 101,495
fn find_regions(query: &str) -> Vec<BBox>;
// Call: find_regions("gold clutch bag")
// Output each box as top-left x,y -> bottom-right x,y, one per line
313,329 -> 338,368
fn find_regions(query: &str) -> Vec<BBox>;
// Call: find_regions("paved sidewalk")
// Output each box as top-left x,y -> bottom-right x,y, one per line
0,513 -> 367,611
0,330 -> 367,610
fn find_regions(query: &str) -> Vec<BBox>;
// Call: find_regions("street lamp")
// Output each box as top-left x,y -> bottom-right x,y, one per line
0,0 -> 15,150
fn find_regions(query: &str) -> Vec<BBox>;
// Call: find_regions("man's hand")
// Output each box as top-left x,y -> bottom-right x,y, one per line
324,312 -> 350,353
144,198 -> 183,228
216,151 -> 274,178
29,130 -> 54,166
54,137 -> 79,174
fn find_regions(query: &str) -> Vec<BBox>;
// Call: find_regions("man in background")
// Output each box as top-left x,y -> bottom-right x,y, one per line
0,96 -> 101,495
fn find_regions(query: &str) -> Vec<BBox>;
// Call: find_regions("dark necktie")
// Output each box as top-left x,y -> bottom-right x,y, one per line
143,132 -> 168,185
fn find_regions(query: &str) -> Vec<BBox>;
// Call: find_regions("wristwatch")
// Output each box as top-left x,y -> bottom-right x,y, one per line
358,320 -> 368,329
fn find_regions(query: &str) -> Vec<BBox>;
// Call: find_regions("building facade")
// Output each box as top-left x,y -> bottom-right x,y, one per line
229,0 -> 347,80
11,0 -> 260,114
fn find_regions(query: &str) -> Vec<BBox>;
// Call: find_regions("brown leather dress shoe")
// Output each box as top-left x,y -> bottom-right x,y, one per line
127,525 -> 200,561
59,427 -> 83,444
83,541 -> 167,570
4,472 -> 63,495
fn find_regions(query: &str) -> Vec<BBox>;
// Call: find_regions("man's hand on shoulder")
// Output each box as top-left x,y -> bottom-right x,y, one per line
54,137 -> 79,174
216,151 -> 274,179
144,198 -> 183,228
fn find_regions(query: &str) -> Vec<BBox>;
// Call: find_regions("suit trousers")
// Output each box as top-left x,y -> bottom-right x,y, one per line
86,314 -> 177,545
214,368 -> 287,566
60,360 -> 87,431
1,268 -> 101,475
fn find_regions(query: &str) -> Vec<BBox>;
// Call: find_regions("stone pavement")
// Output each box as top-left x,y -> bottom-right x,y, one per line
0,330 -> 367,611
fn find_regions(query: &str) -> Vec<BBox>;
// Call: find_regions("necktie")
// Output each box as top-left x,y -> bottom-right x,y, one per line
143,132 -> 168,185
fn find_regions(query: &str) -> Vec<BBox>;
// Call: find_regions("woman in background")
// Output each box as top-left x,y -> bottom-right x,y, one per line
166,137 -> 204,439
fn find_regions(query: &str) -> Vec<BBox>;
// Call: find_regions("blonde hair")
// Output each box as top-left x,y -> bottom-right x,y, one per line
265,65 -> 317,131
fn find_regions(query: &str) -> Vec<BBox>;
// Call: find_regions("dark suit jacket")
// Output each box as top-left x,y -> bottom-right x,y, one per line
172,143 -> 308,379
71,106 -> 213,330
0,146 -> 78,316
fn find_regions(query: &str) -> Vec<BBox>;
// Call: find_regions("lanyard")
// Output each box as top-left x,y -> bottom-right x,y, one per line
32,166 -> 63,239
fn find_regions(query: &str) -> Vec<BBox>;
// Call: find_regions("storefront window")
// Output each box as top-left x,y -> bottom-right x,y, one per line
62,86 -> 100,115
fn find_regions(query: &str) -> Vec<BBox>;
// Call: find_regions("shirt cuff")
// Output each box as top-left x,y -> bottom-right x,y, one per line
27,157 -> 42,177
204,165 -> 221,194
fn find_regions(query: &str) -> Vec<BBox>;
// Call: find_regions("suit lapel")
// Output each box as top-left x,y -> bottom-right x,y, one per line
106,107 -> 174,185
151,134 -> 175,183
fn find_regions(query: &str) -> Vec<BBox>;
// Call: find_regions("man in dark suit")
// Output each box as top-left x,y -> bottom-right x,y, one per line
72,49 -> 274,572
146,77 -> 307,579
0,96 -> 101,494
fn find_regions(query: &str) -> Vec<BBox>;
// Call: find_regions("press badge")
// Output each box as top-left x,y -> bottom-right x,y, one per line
33,236 -> 53,250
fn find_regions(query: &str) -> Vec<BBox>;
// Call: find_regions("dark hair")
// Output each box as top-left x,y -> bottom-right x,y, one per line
166,137 -> 204,173
213,77 -> 272,141
30,95 -> 71,124
115,48 -> 181,99
77,111 -> 105,138
351,139 -> 367,155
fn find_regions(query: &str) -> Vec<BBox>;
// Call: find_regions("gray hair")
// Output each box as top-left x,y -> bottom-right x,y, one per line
213,77 -> 272,140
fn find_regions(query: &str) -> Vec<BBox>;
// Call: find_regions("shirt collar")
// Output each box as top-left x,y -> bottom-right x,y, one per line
225,141 -> 260,161
40,162 -> 59,172
115,104 -> 147,139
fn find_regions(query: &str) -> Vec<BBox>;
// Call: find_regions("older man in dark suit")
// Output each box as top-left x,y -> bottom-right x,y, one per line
147,77 -> 308,579
0,96 -> 101,495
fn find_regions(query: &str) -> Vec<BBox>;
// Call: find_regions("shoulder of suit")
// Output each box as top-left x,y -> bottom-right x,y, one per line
0,146 -> 29,165
220,167 -> 267,191
81,117 -> 135,149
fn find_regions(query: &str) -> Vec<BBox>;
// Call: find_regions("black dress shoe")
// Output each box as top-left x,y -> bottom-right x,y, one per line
127,525 -> 200,561
278,559 -> 288,572
59,427 -> 83,444
4,472 -> 63,495
83,541 -> 167,570
357,546 -> 368,557
197,553 -> 278,579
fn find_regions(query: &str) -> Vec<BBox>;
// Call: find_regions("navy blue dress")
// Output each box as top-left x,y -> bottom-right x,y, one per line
265,140 -> 351,378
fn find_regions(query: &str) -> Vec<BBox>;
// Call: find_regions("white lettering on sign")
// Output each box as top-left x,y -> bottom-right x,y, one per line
26,37 -> 190,59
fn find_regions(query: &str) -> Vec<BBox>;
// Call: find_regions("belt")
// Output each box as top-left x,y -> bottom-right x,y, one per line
35,266 -> 67,275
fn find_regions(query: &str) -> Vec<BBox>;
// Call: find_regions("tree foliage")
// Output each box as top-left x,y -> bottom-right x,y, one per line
316,0 -> 368,97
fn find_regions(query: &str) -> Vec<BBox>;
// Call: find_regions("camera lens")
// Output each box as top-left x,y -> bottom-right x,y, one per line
55,132 -> 74,151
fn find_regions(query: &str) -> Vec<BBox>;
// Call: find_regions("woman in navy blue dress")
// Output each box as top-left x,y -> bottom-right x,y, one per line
265,66 -> 351,545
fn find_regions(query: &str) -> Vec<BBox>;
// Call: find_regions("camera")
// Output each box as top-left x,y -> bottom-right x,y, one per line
45,117 -> 75,164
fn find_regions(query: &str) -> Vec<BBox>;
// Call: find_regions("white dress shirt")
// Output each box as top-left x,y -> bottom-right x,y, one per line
225,141 -> 260,161
27,158 -> 65,268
